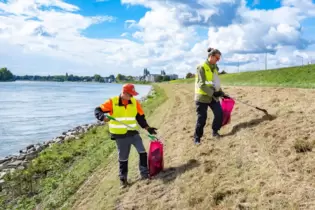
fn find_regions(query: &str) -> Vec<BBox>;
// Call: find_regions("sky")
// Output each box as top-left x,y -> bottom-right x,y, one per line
0,0 -> 315,78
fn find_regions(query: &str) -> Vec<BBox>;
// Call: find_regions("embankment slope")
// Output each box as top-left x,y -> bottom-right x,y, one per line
68,83 -> 315,210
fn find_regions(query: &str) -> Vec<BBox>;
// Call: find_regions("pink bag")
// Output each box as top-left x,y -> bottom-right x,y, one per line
148,140 -> 164,178
221,98 -> 235,126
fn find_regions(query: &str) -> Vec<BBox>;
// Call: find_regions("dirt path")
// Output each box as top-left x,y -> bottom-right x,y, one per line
68,84 -> 315,210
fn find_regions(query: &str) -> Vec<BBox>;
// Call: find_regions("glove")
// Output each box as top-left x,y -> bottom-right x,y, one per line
103,114 -> 110,122
213,91 -> 224,98
147,127 -> 157,135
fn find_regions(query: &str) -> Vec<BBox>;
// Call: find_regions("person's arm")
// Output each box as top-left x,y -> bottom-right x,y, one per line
196,65 -> 214,97
135,100 -> 157,134
94,99 -> 112,122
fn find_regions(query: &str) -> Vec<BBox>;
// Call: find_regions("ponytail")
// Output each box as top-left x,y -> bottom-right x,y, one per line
207,47 -> 221,57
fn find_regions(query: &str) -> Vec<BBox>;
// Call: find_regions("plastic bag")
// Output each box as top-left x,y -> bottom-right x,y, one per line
221,98 -> 235,126
148,140 -> 164,177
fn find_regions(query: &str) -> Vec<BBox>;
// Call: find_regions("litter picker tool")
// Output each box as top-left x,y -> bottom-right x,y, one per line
228,96 -> 272,119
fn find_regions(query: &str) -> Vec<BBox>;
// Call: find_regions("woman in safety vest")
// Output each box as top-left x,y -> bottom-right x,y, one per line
194,47 -> 230,144
94,83 -> 157,188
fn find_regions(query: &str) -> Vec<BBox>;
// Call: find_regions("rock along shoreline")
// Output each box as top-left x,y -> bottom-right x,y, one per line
0,85 -> 154,185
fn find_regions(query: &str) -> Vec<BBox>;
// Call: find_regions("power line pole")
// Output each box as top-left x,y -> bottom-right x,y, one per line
265,52 -> 267,70
238,60 -> 239,73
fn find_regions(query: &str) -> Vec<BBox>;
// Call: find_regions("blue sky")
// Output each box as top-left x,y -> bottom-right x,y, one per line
65,0 -> 149,39
0,0 -> 315,77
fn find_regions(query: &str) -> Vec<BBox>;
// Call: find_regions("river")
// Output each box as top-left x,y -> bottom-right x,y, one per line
0,81 -> 152,158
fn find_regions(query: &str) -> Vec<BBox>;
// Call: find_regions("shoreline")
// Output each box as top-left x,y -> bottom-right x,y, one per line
0,85 -> 154,181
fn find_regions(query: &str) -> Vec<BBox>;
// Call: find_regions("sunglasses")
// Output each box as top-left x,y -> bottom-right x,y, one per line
214,55 -> 220,61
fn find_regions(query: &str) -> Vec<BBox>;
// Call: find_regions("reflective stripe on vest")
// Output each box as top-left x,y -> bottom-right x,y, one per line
108,96 -> 138,134
195,63 -> 219,95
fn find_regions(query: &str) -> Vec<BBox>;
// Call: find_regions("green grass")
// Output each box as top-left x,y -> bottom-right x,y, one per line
169,78 -> 194,84
219,64 -> 315,88
0,127 -> 116,210
141,84 -> 167,116
0,84 -> 167,210
168,65 -> 315,88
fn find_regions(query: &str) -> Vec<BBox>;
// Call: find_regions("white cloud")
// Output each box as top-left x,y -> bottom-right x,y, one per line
120,32 -> 129,37
282,0 -> 315,16
124,19 -> 137,28
0,0 -> 315,78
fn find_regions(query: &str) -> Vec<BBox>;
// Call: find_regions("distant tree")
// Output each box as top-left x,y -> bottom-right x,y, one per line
163,76 -> 170,81
186,72 -> 194,79
0,67 -> 14,81
109,75 -> 115,80
116,74 -> 125,81
94,74 -> 103,82
156,75 -> 163,82
126,75 -> 134,81
219,70 -> 227,75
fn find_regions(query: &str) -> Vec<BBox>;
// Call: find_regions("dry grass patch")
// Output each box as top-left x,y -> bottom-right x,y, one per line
294,139 -> 314,153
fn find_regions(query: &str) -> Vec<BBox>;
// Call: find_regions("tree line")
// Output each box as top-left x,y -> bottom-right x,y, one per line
0,67 -> 113,83
1,67 -> 180,83
15,73 -> 107,83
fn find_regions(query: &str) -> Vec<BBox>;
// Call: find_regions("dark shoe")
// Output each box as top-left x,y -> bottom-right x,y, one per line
120,178 -> 129,189
194,138 -> 201,145
212,131 -> 221,139
140,173 -> 149,180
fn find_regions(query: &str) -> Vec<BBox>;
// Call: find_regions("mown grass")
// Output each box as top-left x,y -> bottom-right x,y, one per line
169,65 -> 315,88
0,84 -> 167,210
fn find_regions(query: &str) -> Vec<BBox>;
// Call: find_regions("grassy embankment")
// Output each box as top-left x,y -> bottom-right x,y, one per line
171,64 -> 315,88
0,84 -> 167,210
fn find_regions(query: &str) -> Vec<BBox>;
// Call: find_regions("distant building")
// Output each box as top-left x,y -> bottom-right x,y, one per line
103,74 -> 116,83
140,68 -> 179,82
168,74 -> 179,80
145,74 -> 160,82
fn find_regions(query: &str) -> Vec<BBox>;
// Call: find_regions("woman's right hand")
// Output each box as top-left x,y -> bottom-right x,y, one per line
103,115 -> 110,122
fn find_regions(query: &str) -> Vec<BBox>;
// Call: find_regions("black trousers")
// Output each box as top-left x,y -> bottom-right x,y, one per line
194,100 -> 223,141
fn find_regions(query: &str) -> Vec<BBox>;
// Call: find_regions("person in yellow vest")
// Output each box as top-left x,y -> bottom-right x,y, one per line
94,83 -> 157,188
194,47 -> 230,144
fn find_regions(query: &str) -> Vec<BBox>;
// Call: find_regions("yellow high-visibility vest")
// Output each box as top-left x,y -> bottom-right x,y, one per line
195,62 -> 220,95
108,96 -> 138,134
